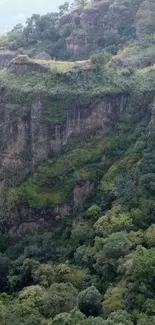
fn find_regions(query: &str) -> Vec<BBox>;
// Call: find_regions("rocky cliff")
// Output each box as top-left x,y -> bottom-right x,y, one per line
1,3 -> 155,324
0,47 -> 154,235
0,89 -> 127,184
0,53 -> 130,234
1,0 -> 148,61
64,0 -> 144,57
0,49 -> 17,68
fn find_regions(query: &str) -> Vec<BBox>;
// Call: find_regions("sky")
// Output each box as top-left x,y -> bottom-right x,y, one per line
0,0 -> 72,32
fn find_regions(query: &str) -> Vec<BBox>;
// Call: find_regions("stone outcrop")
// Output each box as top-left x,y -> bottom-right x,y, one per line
8,55 -> 50,76
0,93 -> 128,189
10,179 -> 95,235
9,203 -> 71,237
66,34 -> 89,56
0,90 -> 128,234
65,0 -> 143,56
74,181 -> 94,207
0,50 -> 17,69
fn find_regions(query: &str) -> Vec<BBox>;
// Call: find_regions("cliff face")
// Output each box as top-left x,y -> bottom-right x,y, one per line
1,0 -> 152,62
0,89 -> 127,191
0,49 -> 153,235
0,52 -> 131,234
65,0 -> 143,56
0,50 -> 17,68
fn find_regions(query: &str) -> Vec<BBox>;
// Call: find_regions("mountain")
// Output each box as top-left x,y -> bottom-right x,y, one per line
0,0 -> 72,32
0,0 -> 147,59
0,0 -> 155,324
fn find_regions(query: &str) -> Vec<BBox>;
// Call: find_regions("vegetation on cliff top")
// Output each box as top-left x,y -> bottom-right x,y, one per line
1,0 -> 155,324
0,52 -> 130,123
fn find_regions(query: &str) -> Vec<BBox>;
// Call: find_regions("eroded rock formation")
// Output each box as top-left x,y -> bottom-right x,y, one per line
0,92 -> 127,190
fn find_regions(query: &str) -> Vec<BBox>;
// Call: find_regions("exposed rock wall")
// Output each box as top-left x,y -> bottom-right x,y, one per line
9,202 -> 71,237
65,0 -> 143,56
74,181 -> 94,207
0,93 -> 128,191
8,55 -> 49,76
0,91 -> 128,234
0,50 -> 17,68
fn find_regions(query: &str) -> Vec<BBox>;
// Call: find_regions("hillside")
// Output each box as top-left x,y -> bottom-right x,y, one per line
1,1 -> 155,325
1,0 -> 155,60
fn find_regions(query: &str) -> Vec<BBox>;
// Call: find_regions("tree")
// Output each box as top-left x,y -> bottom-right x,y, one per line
136,0 -> 155,39
0,297 -> 49,325
94,204 -> 133,237
40,282 -> 78,318
59,2 -> 69,16
0,302 -> 7,325
86,204 -> 101,221
103,285 -> 124,314
18,285 -> 45,308
137,313 -> 155,325
124,246 -> 155,311
78,286 -> 102,317
75,0 -> 89,7
103,310 -> 134,325
145,224 -> 155,247
94,232 -> 133,289
6,24 -> 23,50
96,232 -> 133,261
8,258 -> 39,291
0,254 -> 10,291
71,220 -> 94,246
52,310 -> 85,325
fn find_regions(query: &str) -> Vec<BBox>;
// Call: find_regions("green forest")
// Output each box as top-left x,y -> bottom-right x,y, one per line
1,0 -> 155,324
